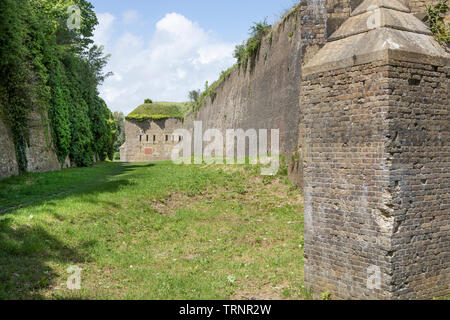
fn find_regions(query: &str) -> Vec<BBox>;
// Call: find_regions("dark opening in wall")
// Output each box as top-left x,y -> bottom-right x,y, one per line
146,135 -> 149,142
409,78 -> 421,86
139,135 -> 142,142
165,135 -> 168,142
153,135 -> 156,143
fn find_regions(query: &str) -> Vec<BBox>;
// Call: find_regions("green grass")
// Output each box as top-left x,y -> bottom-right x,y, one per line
0,161 -> 305,300
0,163 -> 125,212
126,102 -> 190,121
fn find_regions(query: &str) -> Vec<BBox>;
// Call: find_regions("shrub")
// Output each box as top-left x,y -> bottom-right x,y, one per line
233,19 -> 272,70
233,42 -> 247,67
426,0 -> 450,45
188,90 -> 201,103
144,99 -> 153,104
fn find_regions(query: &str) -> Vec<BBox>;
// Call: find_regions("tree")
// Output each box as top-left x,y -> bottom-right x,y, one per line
144,99 -> 153,104
188,90 -> 201,103
113,111 -> 125,152
233,42 -> 246,65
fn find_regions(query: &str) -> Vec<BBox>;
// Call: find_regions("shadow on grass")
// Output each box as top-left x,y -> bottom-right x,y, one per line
0,217 -> 86,300
0,162 -> 157,215
0,162 -> 157,299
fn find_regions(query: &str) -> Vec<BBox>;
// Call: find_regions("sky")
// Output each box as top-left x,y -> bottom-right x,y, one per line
90,0 -> 300,114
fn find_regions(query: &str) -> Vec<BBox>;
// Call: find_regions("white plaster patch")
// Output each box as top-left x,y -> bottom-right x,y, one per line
382,38 -> 401,49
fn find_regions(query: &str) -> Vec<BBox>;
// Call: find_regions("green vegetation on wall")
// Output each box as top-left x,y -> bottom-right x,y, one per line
188,2 -> 302,116
0,0 -> 116,170
126,101 -> 190,121
426,0 -> 449,45
190,10 -> 299,115
187,19 -> 272,115
191,65 -> 236,113
234,19 -> 272,71
0,0 -> 39,172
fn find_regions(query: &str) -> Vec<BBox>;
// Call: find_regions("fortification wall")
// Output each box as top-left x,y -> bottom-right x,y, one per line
0,106 -> 60,180
302,60 -> 394,299
25,107 -> 61,173
185,7 -> 303,183
121,118 -> 184,162
187,0 -> 448,299
301,0 -> 449,299
185,0 -> 363,185
387,59 -> 449,299
302,57 -> 449,300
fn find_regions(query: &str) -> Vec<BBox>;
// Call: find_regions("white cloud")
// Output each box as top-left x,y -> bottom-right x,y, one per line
93,12 -> 236,115
93,13 -> 115,47
122,10 -> 140,25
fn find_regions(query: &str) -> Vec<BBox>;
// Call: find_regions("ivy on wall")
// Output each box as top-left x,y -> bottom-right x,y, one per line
0,0 -> 116,171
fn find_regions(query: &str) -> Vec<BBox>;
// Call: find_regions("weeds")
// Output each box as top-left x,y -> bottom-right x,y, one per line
426,0 -> 449,45
234,19 -> 272,71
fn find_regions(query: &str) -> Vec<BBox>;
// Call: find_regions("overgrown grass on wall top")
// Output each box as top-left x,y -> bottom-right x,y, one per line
126,101 -> 190,121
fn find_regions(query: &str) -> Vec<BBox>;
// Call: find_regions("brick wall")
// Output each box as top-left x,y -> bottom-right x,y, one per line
301,61 -> 395,299
301,55 -> 449,299
386,60 -> 449,299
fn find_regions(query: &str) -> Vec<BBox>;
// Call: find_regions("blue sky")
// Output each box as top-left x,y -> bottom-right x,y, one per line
90,0 -> 300,114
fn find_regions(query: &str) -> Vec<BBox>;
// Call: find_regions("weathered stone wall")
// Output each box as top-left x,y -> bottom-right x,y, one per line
387,59 -> 449,299
185,0 -> 362,185
182,1 -> 445,186
409,0 -> 443,14
25,107 -> 61,173
185,6 -> 303,184
0,118 -> 19,180
121,118 -> 184,162
0,106 -> 60,180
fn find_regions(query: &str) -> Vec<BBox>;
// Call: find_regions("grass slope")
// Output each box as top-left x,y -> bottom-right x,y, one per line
126,102 -> 191,121
0,161 -> 306,300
